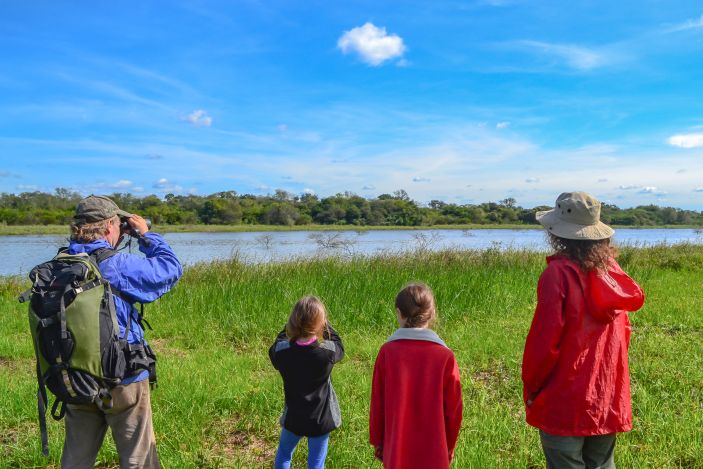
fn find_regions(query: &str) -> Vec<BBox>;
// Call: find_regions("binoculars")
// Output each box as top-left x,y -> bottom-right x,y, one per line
120,216 -> 152,238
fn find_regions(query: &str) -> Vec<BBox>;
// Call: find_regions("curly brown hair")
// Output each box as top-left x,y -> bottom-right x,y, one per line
547,233 -> 617,272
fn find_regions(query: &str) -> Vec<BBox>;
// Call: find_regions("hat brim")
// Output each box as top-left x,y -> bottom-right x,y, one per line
536,209 -> 614,240
116,209 -> 134,218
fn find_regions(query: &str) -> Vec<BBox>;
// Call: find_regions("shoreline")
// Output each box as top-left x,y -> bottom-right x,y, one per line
1,223 -> 701,236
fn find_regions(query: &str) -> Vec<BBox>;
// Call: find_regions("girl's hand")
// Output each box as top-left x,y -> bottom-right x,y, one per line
374,445 -> 383,461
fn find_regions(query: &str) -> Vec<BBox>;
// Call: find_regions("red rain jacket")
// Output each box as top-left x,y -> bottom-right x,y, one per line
522,255 -> 645,436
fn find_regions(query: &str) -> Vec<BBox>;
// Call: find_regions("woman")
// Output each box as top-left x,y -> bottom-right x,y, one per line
522,192 -> 644,468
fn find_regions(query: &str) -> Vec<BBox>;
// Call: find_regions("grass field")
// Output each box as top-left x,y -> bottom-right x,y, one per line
1,245 -> 703,468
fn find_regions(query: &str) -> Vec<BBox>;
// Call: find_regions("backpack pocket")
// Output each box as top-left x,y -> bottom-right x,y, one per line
102,338 -> 128,380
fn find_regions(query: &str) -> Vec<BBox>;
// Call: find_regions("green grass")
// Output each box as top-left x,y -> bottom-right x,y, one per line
1,245 -> 702,467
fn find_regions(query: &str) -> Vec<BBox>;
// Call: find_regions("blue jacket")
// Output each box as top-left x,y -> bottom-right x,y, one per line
68,232 -> 182,384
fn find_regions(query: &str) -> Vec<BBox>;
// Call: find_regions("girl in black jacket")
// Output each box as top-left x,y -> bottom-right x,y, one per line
269,296 -> 344,469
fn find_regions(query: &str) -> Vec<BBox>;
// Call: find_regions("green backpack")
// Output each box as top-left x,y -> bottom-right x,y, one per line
19,248 -> 129,456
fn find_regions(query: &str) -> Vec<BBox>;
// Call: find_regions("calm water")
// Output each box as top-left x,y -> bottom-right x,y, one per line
1,228 -> 701,277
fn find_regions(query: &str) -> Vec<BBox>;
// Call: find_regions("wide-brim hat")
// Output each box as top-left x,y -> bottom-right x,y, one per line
74,195 -> 133,225
536,191 -> 614,240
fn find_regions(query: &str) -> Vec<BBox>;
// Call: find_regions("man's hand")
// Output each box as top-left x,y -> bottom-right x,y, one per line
374,445 -> 383,462
128,214 -> 150,235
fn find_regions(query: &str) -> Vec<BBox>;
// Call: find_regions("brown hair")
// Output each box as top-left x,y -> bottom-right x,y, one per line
286,296 -> 327,342
395,283 -> 436,328
548,233 -> 618,272
70,216 -> 118,243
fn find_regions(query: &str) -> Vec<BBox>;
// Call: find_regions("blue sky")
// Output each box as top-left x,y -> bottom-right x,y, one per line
1,1 -> 703,209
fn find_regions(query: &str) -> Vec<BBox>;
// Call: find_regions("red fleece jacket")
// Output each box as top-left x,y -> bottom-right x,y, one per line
370,333 -> 463,469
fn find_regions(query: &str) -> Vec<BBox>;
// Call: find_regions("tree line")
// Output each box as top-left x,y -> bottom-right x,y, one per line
1,188 -> 702,227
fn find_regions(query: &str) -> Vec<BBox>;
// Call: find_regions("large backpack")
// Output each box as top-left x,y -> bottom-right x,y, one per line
18,247 -> 150,456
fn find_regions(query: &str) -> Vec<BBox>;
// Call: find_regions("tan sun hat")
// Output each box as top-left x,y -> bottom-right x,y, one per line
536,191 -> 614,240
73,195 -> 133,225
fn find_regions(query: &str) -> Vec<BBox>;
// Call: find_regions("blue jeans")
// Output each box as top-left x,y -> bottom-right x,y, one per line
274,428 -> 330,469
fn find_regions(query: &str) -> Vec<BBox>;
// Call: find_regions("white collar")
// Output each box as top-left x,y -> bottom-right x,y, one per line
387,328 -> 447,347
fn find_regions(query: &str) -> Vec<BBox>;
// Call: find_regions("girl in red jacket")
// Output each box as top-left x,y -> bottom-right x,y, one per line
522,192 -> 645,468
369,283 -> 463,469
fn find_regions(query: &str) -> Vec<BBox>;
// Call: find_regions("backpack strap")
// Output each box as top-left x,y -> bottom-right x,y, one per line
36,362 -> 49,457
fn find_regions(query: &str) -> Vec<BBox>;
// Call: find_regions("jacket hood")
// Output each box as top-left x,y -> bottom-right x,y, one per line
548,256 -> 645,323
67,239 -> 112,255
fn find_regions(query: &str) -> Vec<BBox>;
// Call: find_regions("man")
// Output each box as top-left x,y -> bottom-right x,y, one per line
61,195 -> 182,469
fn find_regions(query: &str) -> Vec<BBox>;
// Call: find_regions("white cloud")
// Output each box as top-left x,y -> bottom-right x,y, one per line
667,133 -> 703,148
362,185 -> 376,190
184,109 -> 212,127
303,188 -> 315,195
17,184 -> 39,191
694,187 -> 703,192
132,186 -> 144,193
515,40 -> 607,70
496,121 -> 511,129
618,184 -> 641,190
337,23 -> 406,66
153,178 -> 170,189
676,169 -> 687,174
525,177 -> 539,183
639,186 -> 667,195
256,185 -> 270,191
412,177 -> 431,182
151,178 -> 192,194
598,178 -> 608,182
666,15 -> 703,33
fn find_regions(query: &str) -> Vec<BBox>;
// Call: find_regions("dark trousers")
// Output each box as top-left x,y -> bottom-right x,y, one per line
540,430 -> 616,469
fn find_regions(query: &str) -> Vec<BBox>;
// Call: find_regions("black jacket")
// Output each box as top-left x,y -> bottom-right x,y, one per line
269,325 -> 344,436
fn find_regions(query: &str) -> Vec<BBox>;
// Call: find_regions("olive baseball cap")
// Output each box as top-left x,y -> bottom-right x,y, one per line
536,191 -> 614,240
73,195 -> 133,225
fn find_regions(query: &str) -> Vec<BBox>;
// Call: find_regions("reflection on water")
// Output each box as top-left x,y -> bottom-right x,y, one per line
1,228 -> 702,277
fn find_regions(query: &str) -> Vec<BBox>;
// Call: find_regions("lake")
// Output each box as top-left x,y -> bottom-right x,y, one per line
1,228 -> 701,277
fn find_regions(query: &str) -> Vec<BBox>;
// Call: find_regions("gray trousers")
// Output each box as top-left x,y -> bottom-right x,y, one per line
60,379 -> 160,469
540,430 -> 616,469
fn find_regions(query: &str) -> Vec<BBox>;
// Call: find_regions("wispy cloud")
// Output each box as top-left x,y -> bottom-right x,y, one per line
412,176 -> 431,182
667,133 -> 703,148
338,23 -> 406,66
183,110 -> 213,127
362,184 -> 376,190
496,121 -> 510,129
665,14 -> 703,33
694,187 -> 703,192
110,179 -> 133,189
525,177 -> 539,183
510,40 -> 609,71
619,184 -> 641,190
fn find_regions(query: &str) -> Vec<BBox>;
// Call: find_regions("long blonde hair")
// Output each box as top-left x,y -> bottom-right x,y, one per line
286,296 -> 327,342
